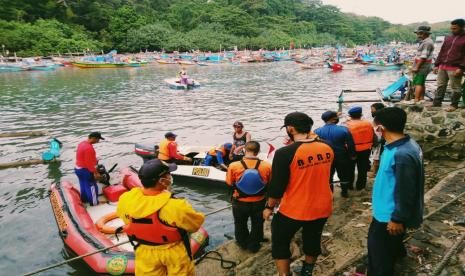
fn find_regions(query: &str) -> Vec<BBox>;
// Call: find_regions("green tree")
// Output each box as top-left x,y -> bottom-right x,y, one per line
108,5 -> 147,51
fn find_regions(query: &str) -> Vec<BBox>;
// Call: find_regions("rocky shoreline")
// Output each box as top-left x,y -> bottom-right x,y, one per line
196,104 -> 465,276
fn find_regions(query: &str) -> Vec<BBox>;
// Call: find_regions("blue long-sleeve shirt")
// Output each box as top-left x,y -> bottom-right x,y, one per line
372,135 -> 424,228
314,123 -> 356,158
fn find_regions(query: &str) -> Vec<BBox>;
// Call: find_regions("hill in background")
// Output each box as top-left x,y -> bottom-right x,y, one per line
0,0 -> 424,56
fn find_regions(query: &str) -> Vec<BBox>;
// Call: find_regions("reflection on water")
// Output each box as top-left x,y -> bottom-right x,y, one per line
0,63 -> 399,274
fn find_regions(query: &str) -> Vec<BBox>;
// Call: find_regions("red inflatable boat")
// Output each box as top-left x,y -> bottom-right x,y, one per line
50,167 -> 209,275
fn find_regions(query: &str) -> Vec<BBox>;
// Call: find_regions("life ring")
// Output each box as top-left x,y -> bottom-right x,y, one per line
96,212 -> 119,234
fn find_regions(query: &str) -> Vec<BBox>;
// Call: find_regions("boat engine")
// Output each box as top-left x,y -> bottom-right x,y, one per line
134,143 -> 158,163
96,163 -> 117,185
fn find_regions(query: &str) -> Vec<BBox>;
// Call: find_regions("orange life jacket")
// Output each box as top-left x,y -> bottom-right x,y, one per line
124,210 -> 183,245
345,120 -> 374,152
158,139 -> 175,160
208,146 -> 227,156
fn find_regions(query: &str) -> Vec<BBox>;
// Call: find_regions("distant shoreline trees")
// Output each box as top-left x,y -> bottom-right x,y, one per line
0,0 -> 451,56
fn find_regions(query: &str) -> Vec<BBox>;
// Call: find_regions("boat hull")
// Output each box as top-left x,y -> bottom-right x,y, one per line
164,78 -> 201,90
50,182 -> 135,275
50,167 -> 209,275
367,64 -> 403,71
72,62 -> 127,68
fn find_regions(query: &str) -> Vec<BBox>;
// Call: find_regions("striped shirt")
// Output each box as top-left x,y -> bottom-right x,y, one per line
414,37 -> 434,75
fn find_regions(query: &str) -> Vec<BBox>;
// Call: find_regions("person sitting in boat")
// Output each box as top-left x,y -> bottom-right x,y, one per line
203,143 -> 232,170
178,67 -> 188,85
230,121 -> 252,162
117,159 -> 205,275
226,141 -> 272,253
158,132 -> 193,165
74,132 -> 104,206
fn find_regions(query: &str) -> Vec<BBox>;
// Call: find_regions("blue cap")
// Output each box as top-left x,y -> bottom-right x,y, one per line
321,111 -> 338,122
223,143 -> 232,150
348,106 -> 362,115
165,132 -> 177,138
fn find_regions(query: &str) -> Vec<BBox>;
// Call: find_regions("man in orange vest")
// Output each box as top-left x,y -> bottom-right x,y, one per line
344,106 -> 375,190
158,132 -> 193,165
226,141 -> 272,253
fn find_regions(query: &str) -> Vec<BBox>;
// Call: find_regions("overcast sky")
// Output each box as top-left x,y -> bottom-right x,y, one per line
322,0 -> 465,25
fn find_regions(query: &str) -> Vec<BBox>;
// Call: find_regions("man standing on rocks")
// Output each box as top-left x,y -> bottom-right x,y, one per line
409,25 -> 434,104
369,107 -> 424,275
264,112 -> 333,276
432,18 -> 465,112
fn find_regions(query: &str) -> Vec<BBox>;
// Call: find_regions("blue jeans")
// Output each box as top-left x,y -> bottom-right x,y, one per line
74,168 -> 98,206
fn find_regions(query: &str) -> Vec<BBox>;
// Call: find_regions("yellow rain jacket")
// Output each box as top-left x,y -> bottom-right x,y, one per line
117,188 -> 205,276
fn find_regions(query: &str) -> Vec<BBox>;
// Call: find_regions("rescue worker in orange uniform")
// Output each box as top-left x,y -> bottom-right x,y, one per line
264,112 -> 334,276
117,159 -> 205,276
158,132 -> 193,165
203,143 -> 233,170
226,141 -> 272,253
344,106 -> 375,190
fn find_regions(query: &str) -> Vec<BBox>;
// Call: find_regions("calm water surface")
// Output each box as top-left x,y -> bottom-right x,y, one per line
0,62 -> 399,275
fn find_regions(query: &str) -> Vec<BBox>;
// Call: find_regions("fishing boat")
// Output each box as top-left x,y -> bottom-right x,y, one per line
157,59 -> 178,65
164,78 -> 201,90
72,61 -> 127,68
299,62 -> 324,70
366,63 -> 403,72
0,64 -> 30,72
380,75 -> 409,100
50,167 -> 209,275
29,64 -> 58,71
178,60 -> 196,66
125,61 -> 149,67
134,143 -> 275,186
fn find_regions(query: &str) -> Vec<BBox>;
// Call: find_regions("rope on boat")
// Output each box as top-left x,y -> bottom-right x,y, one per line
22,204 -> 232,276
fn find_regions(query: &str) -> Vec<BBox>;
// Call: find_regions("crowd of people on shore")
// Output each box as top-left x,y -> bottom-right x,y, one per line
68,17 -> 465,276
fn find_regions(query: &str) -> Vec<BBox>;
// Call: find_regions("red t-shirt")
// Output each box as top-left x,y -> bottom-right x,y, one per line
168,142 -> 185,160
75,141 -> 97,172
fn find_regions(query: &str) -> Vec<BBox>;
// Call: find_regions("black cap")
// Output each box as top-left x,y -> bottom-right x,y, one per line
138,159 -> 177,183
165,132 -> 177,138
414,25 -> 431,34
321,111 -> 339,122
88,132 -> 105,140
281,112 -> 313,129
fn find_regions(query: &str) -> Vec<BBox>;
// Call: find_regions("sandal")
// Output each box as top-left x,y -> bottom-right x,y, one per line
446,106 -> 458,112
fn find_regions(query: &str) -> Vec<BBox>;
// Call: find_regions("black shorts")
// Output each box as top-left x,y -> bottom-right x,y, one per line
271,212 -> 327,259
